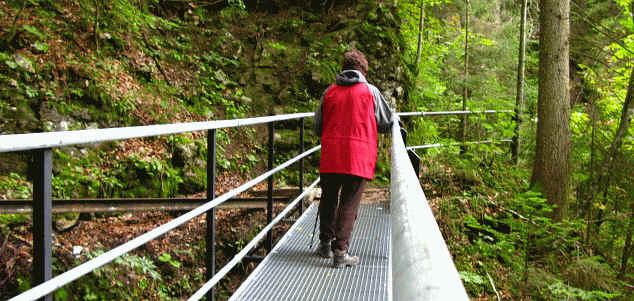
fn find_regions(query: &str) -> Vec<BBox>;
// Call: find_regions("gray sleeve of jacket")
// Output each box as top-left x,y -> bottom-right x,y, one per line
368,84 -> 394,134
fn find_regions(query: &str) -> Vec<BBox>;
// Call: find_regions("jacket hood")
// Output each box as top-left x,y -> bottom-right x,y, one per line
335,70 -> 367,86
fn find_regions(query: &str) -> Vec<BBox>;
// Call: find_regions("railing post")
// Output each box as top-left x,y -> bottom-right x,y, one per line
407,149 -> 421,179
206,130 -> 216,301
511,111 -> 521,164
266,121 -> 275,253
399,123 -> 421,179
32,148 -> 52,301
299,118 -> 304,215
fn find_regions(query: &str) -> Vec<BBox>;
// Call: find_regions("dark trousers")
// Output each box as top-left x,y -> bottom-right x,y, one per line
318,173 -> 367,253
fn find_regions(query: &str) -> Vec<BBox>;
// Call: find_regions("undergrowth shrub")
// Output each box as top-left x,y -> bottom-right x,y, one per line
58,251 -> 174,301
525,267 -> 621,301
565,256 -> 621,293
0,172 -> 32,199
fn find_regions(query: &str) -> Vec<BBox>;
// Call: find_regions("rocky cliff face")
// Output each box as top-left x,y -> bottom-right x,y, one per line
0,0 -> 410,196
225,0 -> 410,113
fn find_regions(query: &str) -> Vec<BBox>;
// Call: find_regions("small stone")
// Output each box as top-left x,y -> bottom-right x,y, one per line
57,120 -> 70,131
395,86 -> 404,97
13,54 -> 35,73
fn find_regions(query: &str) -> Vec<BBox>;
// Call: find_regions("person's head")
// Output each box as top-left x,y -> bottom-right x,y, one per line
342,50 -> 368,76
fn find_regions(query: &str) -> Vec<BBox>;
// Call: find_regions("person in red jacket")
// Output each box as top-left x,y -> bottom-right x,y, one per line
312,50 -> 394,268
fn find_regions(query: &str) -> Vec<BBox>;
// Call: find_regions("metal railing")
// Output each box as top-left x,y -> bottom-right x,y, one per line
407,139 -> 513,151
390,115 -> 469,300
0,197 -> 294,213
399,110 -> 513,163
390,110 -> 511,300
397,109 -> 512,117
3,109 -> 512,301
1,113 -> 316,301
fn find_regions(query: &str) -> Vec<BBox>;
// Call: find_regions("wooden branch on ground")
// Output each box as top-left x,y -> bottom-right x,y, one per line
485,270 -> 501,301
2,0 -> 27,48
140,33 -> 173,87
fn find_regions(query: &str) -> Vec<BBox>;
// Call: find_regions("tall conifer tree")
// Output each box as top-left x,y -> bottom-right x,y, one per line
532,0 -> 571,220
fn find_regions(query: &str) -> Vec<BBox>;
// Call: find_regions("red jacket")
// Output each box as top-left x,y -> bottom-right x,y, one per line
313,70 -> 393,179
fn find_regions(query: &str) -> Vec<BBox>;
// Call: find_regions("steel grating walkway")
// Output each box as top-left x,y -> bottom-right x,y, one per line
229,202 -> 391,301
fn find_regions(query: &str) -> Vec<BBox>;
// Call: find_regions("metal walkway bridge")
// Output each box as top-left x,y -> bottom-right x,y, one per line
2,110 -> 511,301
230,202 -> 391,301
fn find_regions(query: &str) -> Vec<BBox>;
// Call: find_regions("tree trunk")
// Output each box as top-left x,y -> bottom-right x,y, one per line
415,1 -> 425,71
512,0 -> 528,164
461,0 -> 470,154
531,0 -> 571,221
620,199 -> 634,278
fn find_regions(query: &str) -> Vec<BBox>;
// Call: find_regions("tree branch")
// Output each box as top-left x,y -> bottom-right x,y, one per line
140,33 -> 173,87
570,2 -> 634,56
2,0 -> 27,48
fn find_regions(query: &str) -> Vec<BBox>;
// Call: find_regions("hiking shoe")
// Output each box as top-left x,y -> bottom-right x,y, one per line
333,252 -> 359,268
317,241 -> 334,258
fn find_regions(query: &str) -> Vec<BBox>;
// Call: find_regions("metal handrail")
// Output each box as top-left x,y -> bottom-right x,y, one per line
0,197 -> 293,213
4,109 -> 511,300
397,110 -> 512,117
8,145 -> 320,301
189,178 -> 320,301
3,113 -> 315,301
407,139 -> 513,150
390,116 -> 469,300
0,113 -> 314,153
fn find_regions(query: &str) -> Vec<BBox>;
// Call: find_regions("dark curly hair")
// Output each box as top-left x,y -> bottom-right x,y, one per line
342,50 -> 368,76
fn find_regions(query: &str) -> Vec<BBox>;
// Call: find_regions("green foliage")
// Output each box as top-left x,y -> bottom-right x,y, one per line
67,250 -> 176,300
459,270 -> 486,295
52,150 -> 125,199
158,253 -> 181,269
0,172 -> 32,199
16,274 -> 31,293
546,280 -> 621,301
47,146 -> 190,199
459,270 -> 485,285
22,24 -> 46,40
565,256 -> 621,293
126,154 -> 183,197
429,145 -> 625,299
0,211 -> 29,238
564,1 -> 634,286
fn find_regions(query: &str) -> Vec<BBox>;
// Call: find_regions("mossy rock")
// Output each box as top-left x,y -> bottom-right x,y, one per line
179,161 -> 206,195
253,67 -> 281,93
54,213 -> 80,232
0,152 -> 29,178
3,100 -> 39,133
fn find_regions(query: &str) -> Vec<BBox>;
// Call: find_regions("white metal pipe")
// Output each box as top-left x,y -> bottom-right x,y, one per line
390,116 -> 469,301
397,110 -> 512,117
0,113 -> 314,153
8,145 -> 321,301
189,179 -> 321,301
407,139 -> 513,150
